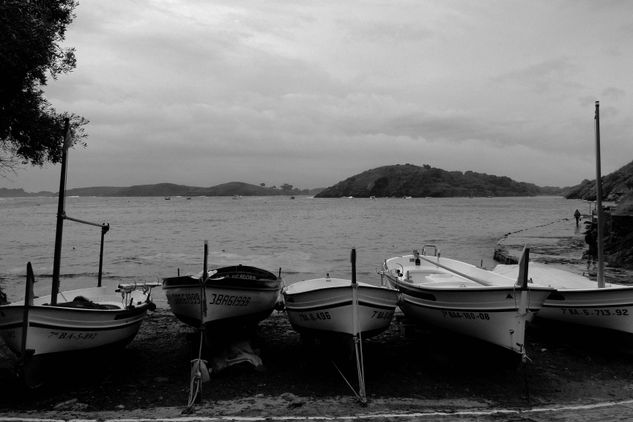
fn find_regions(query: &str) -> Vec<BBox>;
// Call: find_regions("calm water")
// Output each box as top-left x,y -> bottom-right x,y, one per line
0,195 -> 586,307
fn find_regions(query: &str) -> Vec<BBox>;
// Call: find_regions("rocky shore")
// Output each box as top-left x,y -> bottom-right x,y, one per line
2,220 -> 633,420
494,216 -> 633,284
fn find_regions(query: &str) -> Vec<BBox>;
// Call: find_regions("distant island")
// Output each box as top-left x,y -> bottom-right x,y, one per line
315,164 -> 563,198
0,182 -> 323,198
6,160 -> 633,199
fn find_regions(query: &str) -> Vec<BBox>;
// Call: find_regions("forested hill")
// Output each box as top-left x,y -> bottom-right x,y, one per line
315,164 -> 562,198
564,160 -> 633,201
0,182 -> 321,197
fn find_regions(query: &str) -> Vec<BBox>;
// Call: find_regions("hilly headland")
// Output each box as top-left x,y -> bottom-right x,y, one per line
5,159 -> 633,200
2,163 -> 563,198
315,164 -> 562,198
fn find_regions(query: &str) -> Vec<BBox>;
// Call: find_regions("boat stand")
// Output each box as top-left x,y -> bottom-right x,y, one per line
184,241 -> 211,414
331,248 -> 368,405
331,332 -> 367,405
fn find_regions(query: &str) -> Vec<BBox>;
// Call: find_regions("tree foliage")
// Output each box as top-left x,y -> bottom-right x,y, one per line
0,0 -> 87,172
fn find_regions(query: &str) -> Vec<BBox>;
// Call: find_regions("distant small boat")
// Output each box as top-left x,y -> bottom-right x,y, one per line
163,265 -> 282,332
164,196 -> 171,200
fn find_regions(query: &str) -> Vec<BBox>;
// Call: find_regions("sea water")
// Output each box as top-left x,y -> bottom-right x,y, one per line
0,195 -> 587,307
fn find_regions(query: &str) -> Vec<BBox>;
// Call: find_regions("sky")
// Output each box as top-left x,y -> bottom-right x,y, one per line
4,0 -> 633,192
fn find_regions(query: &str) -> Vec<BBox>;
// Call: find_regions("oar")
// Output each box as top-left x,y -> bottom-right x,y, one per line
418,255 -> 494,286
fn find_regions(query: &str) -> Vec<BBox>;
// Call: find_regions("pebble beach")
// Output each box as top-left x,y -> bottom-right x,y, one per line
2,217 -> 633,421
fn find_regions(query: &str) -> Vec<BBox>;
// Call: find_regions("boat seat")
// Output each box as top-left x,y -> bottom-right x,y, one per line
406,269 -> 443,282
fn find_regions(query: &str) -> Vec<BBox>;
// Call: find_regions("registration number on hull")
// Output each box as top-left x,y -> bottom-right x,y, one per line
442,311 -> 490,320
169,293 -> 252,307
298,311 -> 331,321
560,308 -> 629,317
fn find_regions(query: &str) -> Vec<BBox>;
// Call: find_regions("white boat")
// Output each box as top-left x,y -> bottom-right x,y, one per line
283,276 -> 398,338
493,102 -> 633,336
0,121 -> 157,385
162,264 -> 282,332
493,262 -> 633,333
381,246 -> 553,357
0,282 -> 156,358
283,249 -> 398,403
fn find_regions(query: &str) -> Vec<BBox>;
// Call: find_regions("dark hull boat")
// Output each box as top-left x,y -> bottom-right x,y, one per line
162,265 -> 282,332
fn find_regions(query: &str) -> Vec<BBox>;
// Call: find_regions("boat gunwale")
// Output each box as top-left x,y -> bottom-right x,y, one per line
384,273 -> 553,293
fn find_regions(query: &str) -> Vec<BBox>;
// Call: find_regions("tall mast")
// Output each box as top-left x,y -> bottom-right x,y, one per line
50,119 -> 71,304
594,101 -> 605,288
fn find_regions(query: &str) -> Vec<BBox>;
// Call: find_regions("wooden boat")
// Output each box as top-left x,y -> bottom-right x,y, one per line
492,101 -> 633,335
381,246 -> 553,357
0,279 -> 157,358
283,249 -> 398,403
162,264 -> 282,332
0,120 -> 158,385
494,262 -> 633,334
283,276 -> 398,338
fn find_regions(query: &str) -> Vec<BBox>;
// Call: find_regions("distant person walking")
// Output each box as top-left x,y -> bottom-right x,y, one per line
585,225 -> 598,273
574,209 -> 581,227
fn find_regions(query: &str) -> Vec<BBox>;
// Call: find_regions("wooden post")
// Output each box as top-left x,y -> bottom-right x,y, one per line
20,263 -> 36,357
350,248 -> 367,404
595,101 -> 605,288
51,119 -> 71,305
98,223 -> 109,287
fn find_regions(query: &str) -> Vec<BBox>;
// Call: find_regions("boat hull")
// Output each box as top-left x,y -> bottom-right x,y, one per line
283,278 -> 399,338
383,253 -> 552,355
540,288 -> 633,332
162,265 -> 281,332
0,286 -> 152,358
494,263 -> 633,334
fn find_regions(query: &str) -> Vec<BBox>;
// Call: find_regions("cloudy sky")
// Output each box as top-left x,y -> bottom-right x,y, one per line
6,0 -> 633,192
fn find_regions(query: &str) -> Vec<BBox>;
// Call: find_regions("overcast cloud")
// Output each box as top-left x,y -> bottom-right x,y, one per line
6,0 -> 633,192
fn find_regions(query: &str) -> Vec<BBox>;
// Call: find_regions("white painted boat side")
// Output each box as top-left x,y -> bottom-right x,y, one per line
0,286 -> 151,356
283,278 -> 398,337
493,262 -> 633,333
383,253 -> 553,354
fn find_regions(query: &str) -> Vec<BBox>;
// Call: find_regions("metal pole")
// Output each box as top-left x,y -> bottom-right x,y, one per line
595,101 -> 605,288
97,224 -> 110,287
51,119 -> 71,305
20,263 -> 36,357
